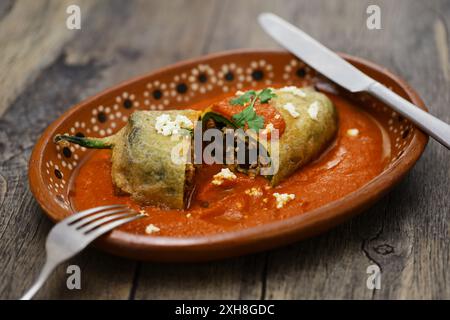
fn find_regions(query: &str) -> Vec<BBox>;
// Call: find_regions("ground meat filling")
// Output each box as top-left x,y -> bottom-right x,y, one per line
206,119 -> 272,179
233,131 -> 271,178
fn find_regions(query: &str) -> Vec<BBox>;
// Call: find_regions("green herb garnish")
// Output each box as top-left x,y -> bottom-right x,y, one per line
232,105 -> 265,130
230,88 -> 276,132
259,88 -> 277,103
230,90 -> 257,106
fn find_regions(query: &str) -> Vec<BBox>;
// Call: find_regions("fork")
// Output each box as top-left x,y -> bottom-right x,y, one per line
20,204 -> 144,300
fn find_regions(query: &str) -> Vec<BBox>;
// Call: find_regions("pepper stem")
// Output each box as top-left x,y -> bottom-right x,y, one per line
53,135 -> 113,149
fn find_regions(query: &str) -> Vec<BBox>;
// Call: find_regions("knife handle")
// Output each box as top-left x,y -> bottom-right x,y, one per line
367,82 -> 450,149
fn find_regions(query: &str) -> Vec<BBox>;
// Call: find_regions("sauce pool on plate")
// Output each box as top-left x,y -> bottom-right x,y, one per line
69,92 -> 389,237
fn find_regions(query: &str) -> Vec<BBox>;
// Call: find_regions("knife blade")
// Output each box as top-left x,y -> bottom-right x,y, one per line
258,12 -> 450,149
258,12 -> 374,92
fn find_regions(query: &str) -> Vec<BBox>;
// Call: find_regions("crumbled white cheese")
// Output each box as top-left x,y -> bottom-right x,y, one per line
155,114 -> 193,136
283,103 -> 300,118
186,213 -> 192,218
235,90 -> 245,96
279,86 -> 306,97
308,101 -> 320,120
347,128 -> 360,137
275,114 -> 281,120
245,187 -> 263,197
212,168 -> 237,185
273,193 -> 295,209
139,209 -> 149,216
154,114 -> 171,135
261,123 -> 275,135
145,224 -> 160,234
174,114 -> 194,130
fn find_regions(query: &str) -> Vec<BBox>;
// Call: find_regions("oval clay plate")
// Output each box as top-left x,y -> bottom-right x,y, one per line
29,50 -> 428,262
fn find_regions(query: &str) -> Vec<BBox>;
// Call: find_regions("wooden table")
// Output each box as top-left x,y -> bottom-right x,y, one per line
1,0 -> 449,300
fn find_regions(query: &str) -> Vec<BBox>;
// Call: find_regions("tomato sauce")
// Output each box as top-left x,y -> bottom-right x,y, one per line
70,92 -> 389,237
211,99 -> 286,137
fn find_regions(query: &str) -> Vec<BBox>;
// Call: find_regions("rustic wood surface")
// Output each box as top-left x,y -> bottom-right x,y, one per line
0,0 -> 449,300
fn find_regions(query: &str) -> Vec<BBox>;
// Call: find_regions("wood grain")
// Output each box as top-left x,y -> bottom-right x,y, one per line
0,0 -> 97,117
0,0 -> 448,299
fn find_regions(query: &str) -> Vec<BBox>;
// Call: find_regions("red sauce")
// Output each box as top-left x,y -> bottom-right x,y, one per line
70,93 -> 388,237
211,99 -> 286,137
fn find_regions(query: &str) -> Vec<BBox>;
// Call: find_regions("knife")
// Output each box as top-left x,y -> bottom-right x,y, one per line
258,13 -> 450,149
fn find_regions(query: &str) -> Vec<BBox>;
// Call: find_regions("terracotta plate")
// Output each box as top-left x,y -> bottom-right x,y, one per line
29,50 -> 428,261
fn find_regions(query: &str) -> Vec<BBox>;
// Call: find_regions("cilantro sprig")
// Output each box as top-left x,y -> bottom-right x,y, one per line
230,90 -> 257,106
259,88 -> 277,103
230,89 -> 276,131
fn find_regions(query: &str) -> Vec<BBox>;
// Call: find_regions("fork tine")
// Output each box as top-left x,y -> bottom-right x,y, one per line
84,215 -> 144,241
63,204 -> 126,225
21,205 -> 143,301
72,208 -> 131,229
79,211 -> 138,233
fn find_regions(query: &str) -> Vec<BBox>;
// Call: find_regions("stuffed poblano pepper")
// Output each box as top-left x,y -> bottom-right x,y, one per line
202,86 -> 338,186
55,110 -> 201,209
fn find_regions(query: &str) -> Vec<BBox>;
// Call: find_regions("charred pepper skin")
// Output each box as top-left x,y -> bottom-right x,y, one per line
53,109 -> 201,209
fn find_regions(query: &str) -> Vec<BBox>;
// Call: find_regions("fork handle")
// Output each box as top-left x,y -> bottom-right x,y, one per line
367,82 -> 450,149
20,259 -> 57,300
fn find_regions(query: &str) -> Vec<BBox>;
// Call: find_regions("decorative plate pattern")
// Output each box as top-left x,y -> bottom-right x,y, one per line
42,55 -> 415,210
28,50 -> 428,261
